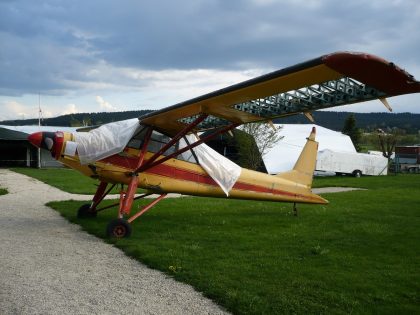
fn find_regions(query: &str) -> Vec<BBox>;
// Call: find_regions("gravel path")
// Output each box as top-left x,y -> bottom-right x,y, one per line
0,169 -> 229,315
312,187 -> 366,194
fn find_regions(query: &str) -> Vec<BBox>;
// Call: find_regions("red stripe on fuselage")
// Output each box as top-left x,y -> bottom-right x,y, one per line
101,154 -> 312,200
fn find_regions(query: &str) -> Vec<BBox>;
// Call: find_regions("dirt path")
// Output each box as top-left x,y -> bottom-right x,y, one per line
0,169 -> 228,315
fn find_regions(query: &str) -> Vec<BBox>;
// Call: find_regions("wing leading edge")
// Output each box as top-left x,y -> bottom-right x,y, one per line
140,52 -> 420,136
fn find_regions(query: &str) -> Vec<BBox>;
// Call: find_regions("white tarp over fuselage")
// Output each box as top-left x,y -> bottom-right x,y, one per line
74,118 -> 140,165
263,124 -> 356,174
181,134 -> 242,196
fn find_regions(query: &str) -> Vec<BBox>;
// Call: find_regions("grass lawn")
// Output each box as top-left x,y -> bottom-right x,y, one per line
47,174 -> 420,314
12,166 -> 397,195
11,167 -> 117,194
312,174 -> 400,189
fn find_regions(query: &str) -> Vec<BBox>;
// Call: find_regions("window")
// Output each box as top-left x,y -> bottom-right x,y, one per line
126,125 -> 198,164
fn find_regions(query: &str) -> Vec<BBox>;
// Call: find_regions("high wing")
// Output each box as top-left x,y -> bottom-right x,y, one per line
140,51 -> 420,136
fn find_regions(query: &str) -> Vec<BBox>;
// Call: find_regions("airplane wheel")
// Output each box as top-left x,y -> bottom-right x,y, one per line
106,219 -> 132,238
352,170 -> 362,178
77,203 -> 97,218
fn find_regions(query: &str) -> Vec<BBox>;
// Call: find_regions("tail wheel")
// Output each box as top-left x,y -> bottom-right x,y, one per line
352,170 -> 362,178
106,219 -> 132,238
77,203 -> 97,218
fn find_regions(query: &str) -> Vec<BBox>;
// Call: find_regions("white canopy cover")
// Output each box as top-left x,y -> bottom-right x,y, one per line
74,118 -> 140,165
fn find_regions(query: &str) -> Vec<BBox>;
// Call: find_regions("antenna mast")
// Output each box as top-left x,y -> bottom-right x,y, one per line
37,93 -> 41,168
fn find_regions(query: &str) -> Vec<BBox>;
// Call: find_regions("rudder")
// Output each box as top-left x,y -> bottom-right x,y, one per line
276,127 -> 318,188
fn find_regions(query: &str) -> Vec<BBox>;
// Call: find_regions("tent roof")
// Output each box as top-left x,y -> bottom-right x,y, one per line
263,124 -> 355,174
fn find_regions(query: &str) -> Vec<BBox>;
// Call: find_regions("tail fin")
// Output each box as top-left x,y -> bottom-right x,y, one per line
276,127 -> 318,188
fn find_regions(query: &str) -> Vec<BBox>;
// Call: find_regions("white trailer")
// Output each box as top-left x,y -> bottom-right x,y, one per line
316,149 -> 388,177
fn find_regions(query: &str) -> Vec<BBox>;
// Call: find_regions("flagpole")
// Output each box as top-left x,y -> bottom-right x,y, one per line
38,93 -> 41,168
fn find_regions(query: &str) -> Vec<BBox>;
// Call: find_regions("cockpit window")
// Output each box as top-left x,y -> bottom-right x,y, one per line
149,131 -> 176,156
126,126 -> 198,164
179,136 -> 199,163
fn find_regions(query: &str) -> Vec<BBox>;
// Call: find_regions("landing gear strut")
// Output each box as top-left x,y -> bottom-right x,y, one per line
293,203 -> 298,216
77,203 -> 97,218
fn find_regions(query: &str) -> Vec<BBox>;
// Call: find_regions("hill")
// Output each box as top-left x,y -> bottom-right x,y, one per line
1,110 -> 420,133
0,110 -> 153,128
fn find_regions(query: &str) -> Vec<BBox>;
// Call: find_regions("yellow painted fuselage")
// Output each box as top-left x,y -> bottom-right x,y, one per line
58,133 -> 327,205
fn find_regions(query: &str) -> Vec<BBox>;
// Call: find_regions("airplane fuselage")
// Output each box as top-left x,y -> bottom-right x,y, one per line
57,132 -> 326,205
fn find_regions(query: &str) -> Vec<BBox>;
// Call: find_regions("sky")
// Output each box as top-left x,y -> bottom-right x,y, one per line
1,0 -> 420,121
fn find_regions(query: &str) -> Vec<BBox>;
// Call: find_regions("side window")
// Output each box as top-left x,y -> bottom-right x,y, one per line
178,136 -> 199,164
126,127 -> 198,164
149,132 -> 176,156
126,127 -> 147,149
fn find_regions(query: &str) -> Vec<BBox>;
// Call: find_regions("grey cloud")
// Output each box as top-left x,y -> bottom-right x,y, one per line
1,0 -> 420,96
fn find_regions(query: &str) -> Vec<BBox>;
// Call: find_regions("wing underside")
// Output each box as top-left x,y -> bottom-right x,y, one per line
140,52 -> 420,136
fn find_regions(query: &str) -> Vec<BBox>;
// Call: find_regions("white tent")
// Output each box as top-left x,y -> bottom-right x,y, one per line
263,124 -> 356,174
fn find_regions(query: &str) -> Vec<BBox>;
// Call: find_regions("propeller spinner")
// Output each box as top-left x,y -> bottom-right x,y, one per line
28,131 -> 64,159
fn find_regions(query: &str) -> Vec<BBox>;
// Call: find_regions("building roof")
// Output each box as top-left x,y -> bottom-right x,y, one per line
0,125 -> 78,140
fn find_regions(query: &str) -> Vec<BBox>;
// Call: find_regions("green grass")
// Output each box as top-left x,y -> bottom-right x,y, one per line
48,174 -> 420,314
312,174 -> 398,189
11,167 -> 115,194
0,187 -> 7,195
11,166 -> 395,195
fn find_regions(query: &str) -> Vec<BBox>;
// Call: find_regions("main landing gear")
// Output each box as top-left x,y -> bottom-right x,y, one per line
80,180 -> 167,239
77,116 -> 238,238
106,219 -> 132,238
77,204 -> 97,218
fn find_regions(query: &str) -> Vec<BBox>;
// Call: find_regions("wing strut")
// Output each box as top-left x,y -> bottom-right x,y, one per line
138,113 -> 209,172
137,121 -> 240,173
379,98 -> 393,112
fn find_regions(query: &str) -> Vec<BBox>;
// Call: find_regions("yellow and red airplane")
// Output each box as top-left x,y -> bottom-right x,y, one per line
28,52 -> 420,238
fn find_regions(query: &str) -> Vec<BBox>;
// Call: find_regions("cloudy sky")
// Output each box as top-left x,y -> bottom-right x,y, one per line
1,0 -> 420,121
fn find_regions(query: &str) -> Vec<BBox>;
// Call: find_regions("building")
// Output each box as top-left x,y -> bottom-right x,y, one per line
0,125 -> 77,168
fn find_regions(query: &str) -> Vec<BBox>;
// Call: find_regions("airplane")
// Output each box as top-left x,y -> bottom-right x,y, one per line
28,52 -> 420,238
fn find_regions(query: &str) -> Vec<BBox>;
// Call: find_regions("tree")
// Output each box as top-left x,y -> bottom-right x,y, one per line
377,129 -> 399,159
69,115 -> 82,127
236,123 -> 283,170
342,114 -> 362,151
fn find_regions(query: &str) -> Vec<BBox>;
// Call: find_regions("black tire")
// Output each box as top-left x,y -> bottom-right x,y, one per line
106,219 -> 132,238
352,170 -> 362,178
408,167 -> 416,173
77,203 -> 97,218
